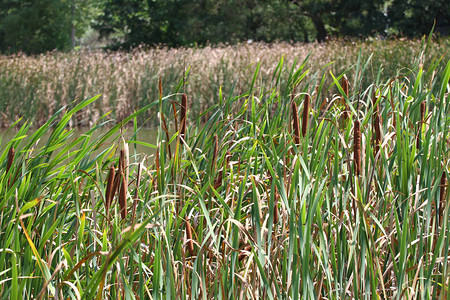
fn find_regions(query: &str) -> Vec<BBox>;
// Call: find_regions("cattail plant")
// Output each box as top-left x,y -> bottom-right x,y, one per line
214,151 -> 231,190
372,93 -> 382,156
211,134 -> 219,173
185,217 -> 195,256
273,186 -> 279,224
105,165 -> 116,217
417,101 -> 426,148
354,119 -> 361,176
118,150 -> 127,220
291,101 -> 300,145
238,245 -> 252,262
341,75 -> 350,120
439,170 -> 447,227
6,147 -> 14,186
302,94 -> 310,137
180,93 -> 188,143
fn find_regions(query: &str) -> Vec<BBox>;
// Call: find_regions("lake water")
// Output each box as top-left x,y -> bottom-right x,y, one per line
0,126 -> 160,157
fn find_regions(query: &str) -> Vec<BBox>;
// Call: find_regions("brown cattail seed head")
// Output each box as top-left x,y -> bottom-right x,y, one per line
105,165 -> 116,213
439,170 -> 447,226
354,119 -> 361,176
302,94 -> 310,137
6,147 -> 14,174
341,75 -> 349,120
291,101 -> 300,145
186,218 -> 195,256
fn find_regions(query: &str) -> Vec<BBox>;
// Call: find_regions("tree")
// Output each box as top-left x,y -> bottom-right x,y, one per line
0,0 -> 72,53
290,0 -> 386,42
388,0 -> 450,36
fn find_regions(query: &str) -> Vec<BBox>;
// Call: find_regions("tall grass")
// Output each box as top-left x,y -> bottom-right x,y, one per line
1,35 -> 450,298
0,38 -> 449,128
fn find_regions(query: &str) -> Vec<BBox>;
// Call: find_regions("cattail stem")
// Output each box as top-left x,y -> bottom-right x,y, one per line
291,101 -> 300,145
354,119 -> 361,177
302,94 -> 310,137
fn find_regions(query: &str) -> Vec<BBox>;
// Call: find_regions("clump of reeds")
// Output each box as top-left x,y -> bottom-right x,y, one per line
354,119 -> 361,176
302,94 -> 310,137
291,101 -> 300,145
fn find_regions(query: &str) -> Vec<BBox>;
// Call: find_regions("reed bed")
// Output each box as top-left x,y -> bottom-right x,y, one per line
0,38 -> 449,128
1,35 -> 450,299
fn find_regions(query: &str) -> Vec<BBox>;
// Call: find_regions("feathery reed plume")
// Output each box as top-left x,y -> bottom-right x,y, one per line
354,119 -> 361,176
214,151 -> 231,190
302,94 -> 310,137
6,147 -> 14,186
211,134 -> 219,172
341,75 -> 349,120
180,93 -> 188,143
372,93 -> 381,155
439,170 -> 447,227
291,101 -> 300,145
118,150 -> 127,220
417,101 -> 426,148
105,165 -> 116,215
185,217 -> 195,256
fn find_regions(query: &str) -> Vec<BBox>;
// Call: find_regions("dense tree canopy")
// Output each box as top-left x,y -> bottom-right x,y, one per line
0,0 -> 449,53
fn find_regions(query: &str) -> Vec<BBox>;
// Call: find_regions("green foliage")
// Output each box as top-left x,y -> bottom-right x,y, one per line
387,0 -> 450,36
0,0 -> 102,54
0,0 -> 72,53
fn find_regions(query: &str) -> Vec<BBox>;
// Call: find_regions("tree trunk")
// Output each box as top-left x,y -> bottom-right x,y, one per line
311,14 -> 327,42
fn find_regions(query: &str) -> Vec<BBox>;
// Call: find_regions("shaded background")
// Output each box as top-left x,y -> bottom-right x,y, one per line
1,0 -> 449,54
